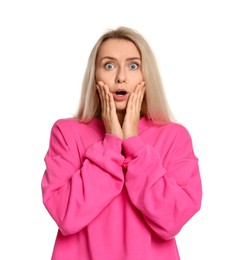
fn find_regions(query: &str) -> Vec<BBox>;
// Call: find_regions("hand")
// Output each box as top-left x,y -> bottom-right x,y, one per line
122,82 -> 146,139
96,81 -> 123,139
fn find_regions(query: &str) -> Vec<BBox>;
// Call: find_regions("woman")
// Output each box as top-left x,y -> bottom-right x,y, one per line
42,26 -> 202,260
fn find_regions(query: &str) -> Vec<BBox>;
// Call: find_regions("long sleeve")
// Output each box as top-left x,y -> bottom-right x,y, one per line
41,120 -> 125,236
122,124 -> 202,240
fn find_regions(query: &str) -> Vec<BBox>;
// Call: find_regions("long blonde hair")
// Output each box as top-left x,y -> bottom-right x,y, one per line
75,26 -> 175,124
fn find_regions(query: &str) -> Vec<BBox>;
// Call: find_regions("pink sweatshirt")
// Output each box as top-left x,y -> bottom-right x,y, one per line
42,117 -> 202,260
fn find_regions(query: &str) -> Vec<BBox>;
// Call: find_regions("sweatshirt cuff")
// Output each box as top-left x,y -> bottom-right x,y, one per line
103,133 -> 123,153
122,136 -> 145,157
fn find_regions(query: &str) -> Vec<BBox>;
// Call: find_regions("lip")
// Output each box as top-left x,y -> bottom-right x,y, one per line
112,89 -> 129,101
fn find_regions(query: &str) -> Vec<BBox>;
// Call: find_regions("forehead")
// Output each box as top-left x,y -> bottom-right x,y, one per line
97,39 -> 140,59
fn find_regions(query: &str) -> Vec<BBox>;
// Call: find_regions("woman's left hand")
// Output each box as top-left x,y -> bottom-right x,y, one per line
122,82 -> 146,139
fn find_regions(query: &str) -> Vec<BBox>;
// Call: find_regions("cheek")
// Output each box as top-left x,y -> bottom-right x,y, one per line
131,72 -> 143,84
95,69 -> 102,81
95,69 -> 114,83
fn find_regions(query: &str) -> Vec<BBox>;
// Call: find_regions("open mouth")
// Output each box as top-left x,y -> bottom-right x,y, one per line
115,90 -> 127,96
113,89 -> 129,101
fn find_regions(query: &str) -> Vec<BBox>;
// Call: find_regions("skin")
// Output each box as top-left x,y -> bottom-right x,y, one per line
95,39 -> 146,139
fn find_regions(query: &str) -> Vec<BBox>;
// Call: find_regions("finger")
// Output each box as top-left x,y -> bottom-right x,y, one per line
133,83 -> 145,111
96,84 -> 104,109
98,82 -> 110,110
102,84 -> 111,113
126,92 -> 135,113
137,85 -> 146,107
136,88 -> 145,113
134,81 -> 145,93
131,84 -> 145,112
97,82 -> 109,116
128,83 -> 142,111
108,92 -> 116,113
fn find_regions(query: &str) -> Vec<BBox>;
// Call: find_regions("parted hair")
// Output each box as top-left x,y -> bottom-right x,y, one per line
75,26 -> 175,124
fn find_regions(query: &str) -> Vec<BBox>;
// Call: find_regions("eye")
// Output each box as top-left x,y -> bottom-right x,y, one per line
104,63 -> 115,70
129,63 -> 139,70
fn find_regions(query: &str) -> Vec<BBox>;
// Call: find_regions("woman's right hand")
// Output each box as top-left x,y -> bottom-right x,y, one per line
97,81 -> 123,139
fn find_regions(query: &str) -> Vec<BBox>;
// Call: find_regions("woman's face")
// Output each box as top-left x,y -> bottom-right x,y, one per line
95,39 -> 143,113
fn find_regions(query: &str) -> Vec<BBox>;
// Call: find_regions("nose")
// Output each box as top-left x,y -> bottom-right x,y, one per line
115,67 -> 126,83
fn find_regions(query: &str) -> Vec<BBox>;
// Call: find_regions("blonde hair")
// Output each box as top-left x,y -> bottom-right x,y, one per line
75,26 -> 175,124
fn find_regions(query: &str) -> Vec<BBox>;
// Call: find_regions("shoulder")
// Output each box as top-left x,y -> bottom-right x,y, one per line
140,119 -> 194,150
155,122 -> 196,159
53,117 -> 81,128
140,119 -> 197,159
51,117 -> 80,132
146,119 -> 191,140
159,123 -> 193,149
51,117 -> 101,132
50,117 -> 104,142
47,118 -> 83,145
162,122 -> 191,137
49,118 -> 80,137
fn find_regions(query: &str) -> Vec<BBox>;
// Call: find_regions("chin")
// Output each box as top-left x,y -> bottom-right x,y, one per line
115,106 -> 127,114
115,102 -> 127,112
116,108 -> 126,114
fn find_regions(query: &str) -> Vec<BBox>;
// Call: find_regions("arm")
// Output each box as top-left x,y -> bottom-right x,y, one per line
123,125 -> 202,240
41,120 -> 124,236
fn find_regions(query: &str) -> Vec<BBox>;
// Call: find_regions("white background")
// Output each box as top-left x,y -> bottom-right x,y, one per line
0,0 -> 247,259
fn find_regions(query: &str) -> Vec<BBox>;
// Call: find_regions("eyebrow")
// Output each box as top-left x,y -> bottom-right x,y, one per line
100,56 -> 141,62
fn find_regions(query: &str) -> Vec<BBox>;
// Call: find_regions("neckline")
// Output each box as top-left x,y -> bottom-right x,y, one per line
89,116 -> 151,131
